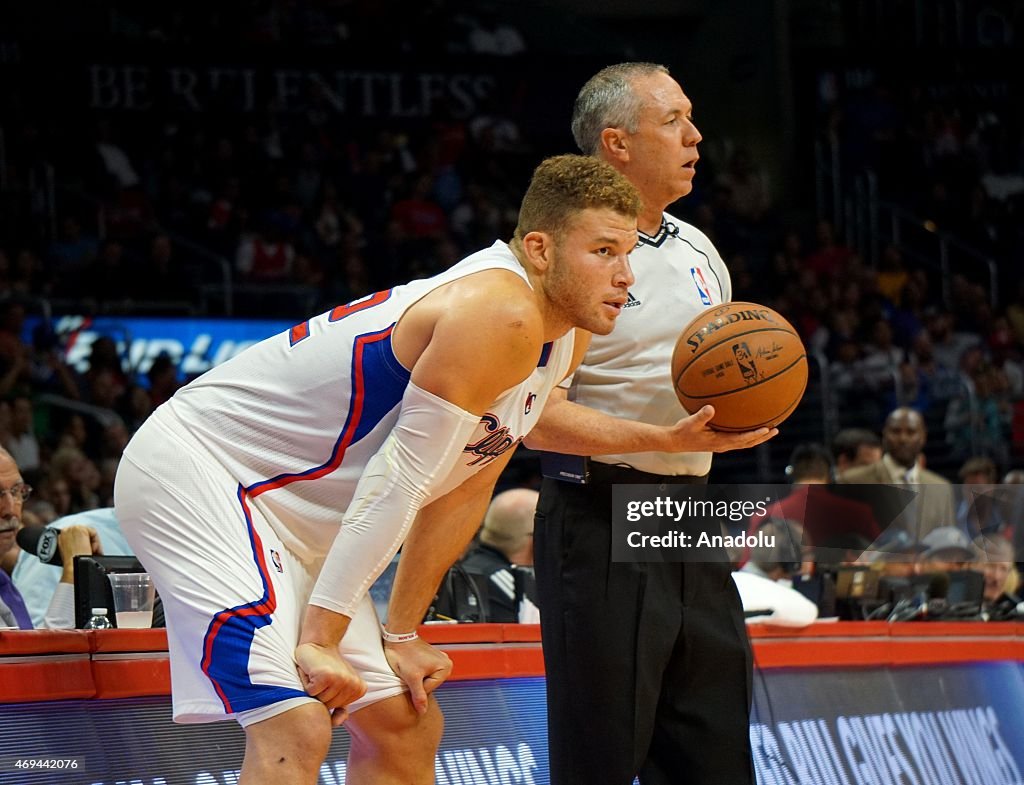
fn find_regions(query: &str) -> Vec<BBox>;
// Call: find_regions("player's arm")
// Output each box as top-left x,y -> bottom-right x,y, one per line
381,449 -> 515,713
300,279 -> 541,647
524,331 -> 776,455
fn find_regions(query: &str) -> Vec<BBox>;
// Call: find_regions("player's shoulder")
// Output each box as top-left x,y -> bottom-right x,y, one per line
440,266 -> 543,337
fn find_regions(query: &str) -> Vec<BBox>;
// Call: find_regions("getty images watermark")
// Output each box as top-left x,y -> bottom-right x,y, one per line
613,486 -> 777,563
610,483 -> 1024,564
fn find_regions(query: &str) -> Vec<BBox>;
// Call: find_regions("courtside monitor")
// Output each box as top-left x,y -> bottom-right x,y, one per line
73,555 -> 146,629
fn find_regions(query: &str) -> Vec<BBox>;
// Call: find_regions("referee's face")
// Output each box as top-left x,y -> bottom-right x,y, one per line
620,72 -> 702,210
545,208 -> 636,336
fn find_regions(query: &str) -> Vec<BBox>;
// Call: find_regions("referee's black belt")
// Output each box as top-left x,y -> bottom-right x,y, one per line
587,462 -> 709,486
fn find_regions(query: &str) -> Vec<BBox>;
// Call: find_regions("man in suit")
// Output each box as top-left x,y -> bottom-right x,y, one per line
839,407 -> 954,546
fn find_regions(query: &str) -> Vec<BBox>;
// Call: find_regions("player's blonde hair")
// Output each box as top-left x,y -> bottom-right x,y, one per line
572,62 -> 670,155
512,154 -> 641,249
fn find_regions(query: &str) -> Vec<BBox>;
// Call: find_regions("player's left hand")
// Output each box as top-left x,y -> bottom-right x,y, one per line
382,637 -> 452,715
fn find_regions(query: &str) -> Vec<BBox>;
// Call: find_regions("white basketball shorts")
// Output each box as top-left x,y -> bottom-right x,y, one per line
113,412 -> 406,724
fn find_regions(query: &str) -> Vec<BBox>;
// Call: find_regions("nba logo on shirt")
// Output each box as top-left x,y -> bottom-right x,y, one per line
270,549 -> 284,574
691,267 -> 712,306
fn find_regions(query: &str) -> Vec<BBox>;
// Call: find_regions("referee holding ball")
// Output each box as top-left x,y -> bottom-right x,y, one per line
526,63 -> 777,785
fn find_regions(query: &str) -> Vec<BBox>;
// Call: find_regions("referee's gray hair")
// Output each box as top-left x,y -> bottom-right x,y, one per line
571,62 -> 670,156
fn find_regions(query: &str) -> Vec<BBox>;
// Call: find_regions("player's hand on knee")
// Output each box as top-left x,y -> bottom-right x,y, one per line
294,641 -> 367,726
667,406 -> 778,453
382,638 -> 452,715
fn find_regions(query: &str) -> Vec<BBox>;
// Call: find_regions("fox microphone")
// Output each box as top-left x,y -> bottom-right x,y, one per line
16,526 -> 63,565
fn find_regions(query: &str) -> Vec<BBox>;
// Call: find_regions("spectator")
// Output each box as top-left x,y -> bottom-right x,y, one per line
0,301 -> 29,372
860,318 -> 904,392
27,324 -> 81,400
987,316 -> 1024,397
926,310 -> 980,373
36,475 -> 72,520
1003,469 -> 1024,567
235,221 -> 296,283
830,337 -> 866,392
735,519 -> 818,627
917,526 -> 979,574
840,407 -> 955,541
118,384 -> 154,433
390,173 -> 448,242
866,530 -> 928,578
146,354 -> 180,408
48,446 -> 101,513
804,219 -> 853,281
974,537 -> 1019,619
462,6 -> 526,55
82,335 -> 128,391
3,395 -> 40,475
434,488 -> 538,624
14,507 -> 132,628
874,245 -> 909,306
944,362 -> 1012,464
752,443 -> 881,553
954,456 -> 1008,539
906,329 -> 959,401
0,448 -> 102,628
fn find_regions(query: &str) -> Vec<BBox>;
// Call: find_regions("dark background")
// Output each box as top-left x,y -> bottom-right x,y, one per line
0,0 -> 1021,490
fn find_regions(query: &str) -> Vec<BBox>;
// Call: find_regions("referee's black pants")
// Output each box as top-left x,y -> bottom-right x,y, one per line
534,467 -> 755,785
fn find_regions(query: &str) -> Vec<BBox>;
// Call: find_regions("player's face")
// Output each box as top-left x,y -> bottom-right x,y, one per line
546,207 -> 637,335
621,72 -> 702,208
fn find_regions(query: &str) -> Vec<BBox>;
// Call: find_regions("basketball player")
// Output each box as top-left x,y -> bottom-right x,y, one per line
525,64 -> 776,785
113,154 -> 641,785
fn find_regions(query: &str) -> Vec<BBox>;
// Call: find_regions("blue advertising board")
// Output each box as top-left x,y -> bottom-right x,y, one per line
24,315 -> 293,383
2,664 -> 1023,785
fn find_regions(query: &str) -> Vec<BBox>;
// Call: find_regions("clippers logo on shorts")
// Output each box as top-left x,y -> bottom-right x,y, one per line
464,413 -> 524,467
270,549 -> 283,574
524,392 -> 536,415
691,267 -> 713,306
732,342 -> 758,383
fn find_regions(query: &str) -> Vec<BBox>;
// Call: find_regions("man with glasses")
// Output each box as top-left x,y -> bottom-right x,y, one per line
0,448 -> 104,628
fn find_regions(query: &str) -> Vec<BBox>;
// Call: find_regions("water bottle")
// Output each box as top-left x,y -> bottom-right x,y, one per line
84,607 -> 113,629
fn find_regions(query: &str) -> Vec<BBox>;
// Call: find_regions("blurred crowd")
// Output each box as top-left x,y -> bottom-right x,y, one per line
0,0 -> 1020,516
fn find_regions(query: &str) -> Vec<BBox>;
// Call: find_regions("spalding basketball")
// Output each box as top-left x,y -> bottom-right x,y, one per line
671,301 -> 808,432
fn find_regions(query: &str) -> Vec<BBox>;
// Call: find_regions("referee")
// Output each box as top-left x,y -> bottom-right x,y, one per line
525,63 -> 777,785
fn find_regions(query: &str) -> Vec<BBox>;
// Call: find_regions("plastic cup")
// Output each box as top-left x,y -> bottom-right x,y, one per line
108,573 -> 155,629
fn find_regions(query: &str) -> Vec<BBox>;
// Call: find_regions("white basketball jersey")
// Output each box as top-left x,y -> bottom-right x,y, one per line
567,213 -> 730,476
144,240 -> 573,559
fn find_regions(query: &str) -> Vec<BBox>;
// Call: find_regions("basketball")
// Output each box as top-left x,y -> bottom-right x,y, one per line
671,301 -> 808,432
